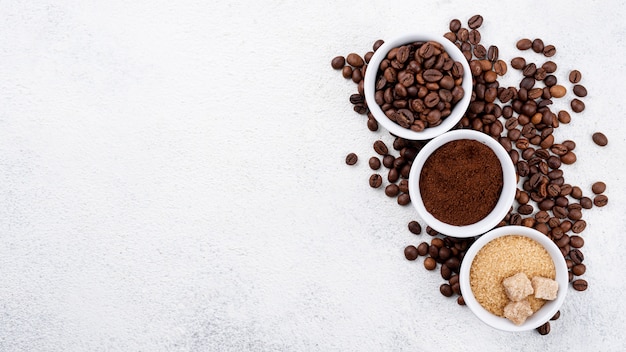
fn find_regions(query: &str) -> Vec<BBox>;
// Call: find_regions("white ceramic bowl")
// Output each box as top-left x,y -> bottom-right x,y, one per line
459,226 -> 569,332
363,33 -> 472,140
408,129 -> 516,238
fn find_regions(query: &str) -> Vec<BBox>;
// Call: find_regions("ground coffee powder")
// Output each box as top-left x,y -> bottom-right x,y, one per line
419,139 -> 503,225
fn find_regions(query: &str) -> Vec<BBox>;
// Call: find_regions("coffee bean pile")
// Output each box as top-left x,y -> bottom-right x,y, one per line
333,15 -> 608,335
372,41 -> 466,131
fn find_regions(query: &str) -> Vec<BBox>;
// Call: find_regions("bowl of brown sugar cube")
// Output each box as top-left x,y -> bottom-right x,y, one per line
459,225 -> 569,331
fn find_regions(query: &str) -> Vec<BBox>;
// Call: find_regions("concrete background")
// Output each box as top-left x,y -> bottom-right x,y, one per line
1,0 -> 625,351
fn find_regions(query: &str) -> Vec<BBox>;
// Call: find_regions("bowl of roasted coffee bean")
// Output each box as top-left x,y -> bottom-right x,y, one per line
363,33 -> 472,140
408,129 -> 516,237
459,225 -> 568,331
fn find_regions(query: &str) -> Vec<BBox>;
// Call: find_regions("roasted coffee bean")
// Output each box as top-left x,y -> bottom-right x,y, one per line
569,70 -> 582,83
593,194 -> 608,207
571,98 -> 585,113
423,69 -> 444,82
560,151 -> 577,165
570,249 -> 584,264
568,208 -> 582,221
518,204 -> 534,215
572,279 -> 588,291
511,57 -> 526,69
398,179 -> 409,193
424,257 -> 437,270
557,110 -> 571,124
373,140 -> 389,155
397,193 -> 410,206
493,60 -> 507,75
342,66 -> 353,79
572,263 -> 586,276
537,322 -> 550,335
569,235 -> 584,248
468,29 -> 481,45
571,186 -> 583,199
592,132 -> 608,146
404,245 -> 419,260
367,117 -> 379,131
549,85 -> 567,98
417,242 -> 429,256
543,44 -> 556,57
440,283 -> 453,297
551,311 -> 561,321
331,56 -> 346,69
385,183 -> 400,197
346,53 -> 364,67
532,38 -> 544,53
369,156 -> 381,170
449,19 -> 462,32
388,168 -> 400,183
468,14 -> 484,29
345,153 -> 358,165
542,61 -> 557,73
522,63 -> 537,77
440,264 -> 452,280
408,221 -> 422,235
572,220 -> 586,233
457,296 -> 465,305
591,181 -> 606,194
573,84 -> 588,97
369,174 -> 383,188
382,154 -> 394,168
487,45 -> 499,62
516,38 -> 532,50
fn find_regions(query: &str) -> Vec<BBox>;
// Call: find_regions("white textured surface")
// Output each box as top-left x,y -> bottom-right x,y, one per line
1,1 -> 625,351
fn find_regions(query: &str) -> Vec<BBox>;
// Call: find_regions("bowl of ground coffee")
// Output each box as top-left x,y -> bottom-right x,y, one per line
363,33 -> 472,140
459,225 -> 568,331
408,129 -> 516,237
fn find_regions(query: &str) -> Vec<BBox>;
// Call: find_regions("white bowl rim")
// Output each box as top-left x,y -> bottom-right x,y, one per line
459,225 -> 569,332
363,33 -> 472,141
408,129 -> 517,238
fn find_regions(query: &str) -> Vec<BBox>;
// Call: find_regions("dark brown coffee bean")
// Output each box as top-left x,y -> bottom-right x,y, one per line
542,61 -> 557,73
543,44 -> 556,57
592,132 -> 608,146
424,257 -> 436,270
345,153 -> 358,165
544,74 -> 557,87
560,151 -> 577,165
569,70 -> 582,83
537,322 -> 550,335
440,283 -> 453,297
591,181 -> 606,195
572,263 -> 586,276
397,193 -> 410,206
532,38 -> 544,53
373,140 -> 388,155
369,174 -> 382,188
449,19 -> 462,32
440,264 -> 452,280
331,56 -> 345,69
346,53 -> 364,67
468,14 -> 483,29
493,60 -> 507,76
572,220 -> 586,233
593,194 -> 608,207
573,84 -> 587,97
570,235 -> 584,248
398,179 -> 409,193
342,66 -> 353,79
516,38 -> 532,50
570,249 -> 584,264
457,296 -> 465,305
468,29 -> 481,45
369,157 -> 381,170
551,311 -> 561,321
580,197 -> 593,209
423,69 -> 444,82
385,184 -> 400,197
511,57 -> 526,69
367,117 -> 378,131
571,98 -> 585,113
404,245 -> 419,260
417,242 -> 429,256
408,221 -> 422,235
572,279 -> 588,291
487,45 -> 499,62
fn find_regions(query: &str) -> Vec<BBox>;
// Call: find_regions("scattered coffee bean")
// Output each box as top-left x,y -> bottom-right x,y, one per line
532,38 -> 544,53
516,38 -> 532,50
404,245 -> 419,260
592,132 -> 608,146
593,194 -> 608,207
551,311 -> 561,320
572,279 -> 588,291
369,174 -> 382,188
592,181 -> 606,194
573,84 -> 587,97
468,14 -> 484,29
440,283 -> 453,297
385,183 -> 400,197
408,221 -> 422,235
331,56 -> 346,69
369,156 -> 381,170
537,322 -> 550,335
571,98 -> 585,113
345,153 -> 358,165
417,242 -> 429,256
543,44 -> 556,57
569,70 -> 582,83
346,53 -> 364,67
373,140 -> 389,155
572,263 -> 586,276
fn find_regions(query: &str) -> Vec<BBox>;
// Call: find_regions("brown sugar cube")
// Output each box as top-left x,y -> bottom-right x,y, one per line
532,276 -> 559,300
503,300 -> 533,325
502,272 -> 534,301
